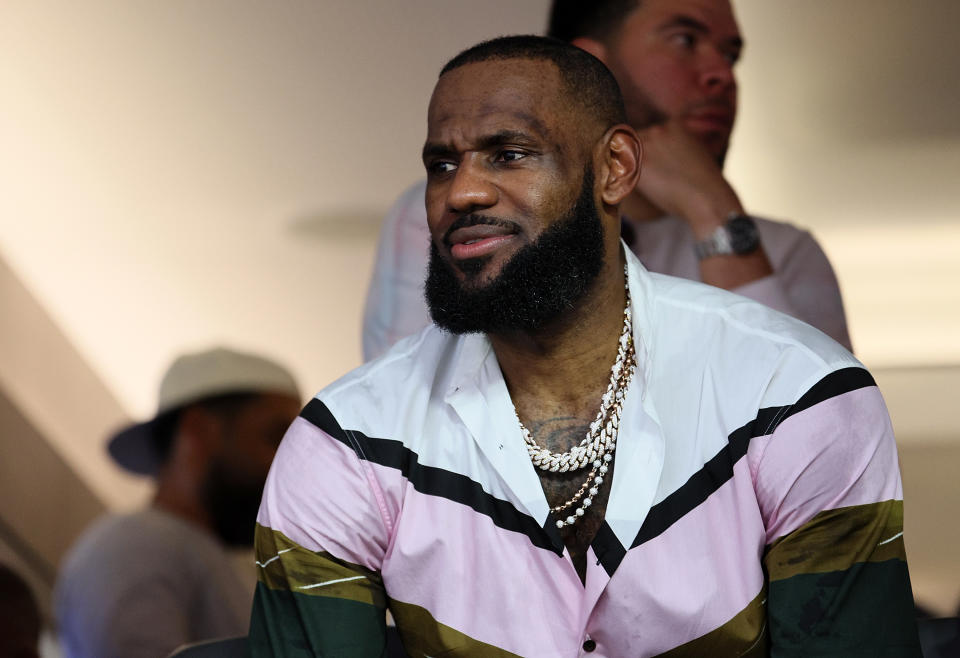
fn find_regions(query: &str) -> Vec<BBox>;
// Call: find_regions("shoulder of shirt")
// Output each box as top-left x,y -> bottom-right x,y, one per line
638,267 -> 861,401
66,510 -> 218,559
59,509 -> 217,591
640,213 -> 813,242
751,215 -> 823,252
648,269 -> 853,353
312,324 -> 460,432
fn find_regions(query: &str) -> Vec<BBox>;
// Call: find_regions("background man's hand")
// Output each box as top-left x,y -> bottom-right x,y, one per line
635,120 -> 743,239
635,120 -> 773,288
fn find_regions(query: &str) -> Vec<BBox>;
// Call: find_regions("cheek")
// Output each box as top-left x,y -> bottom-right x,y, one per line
499,177 -> 553,230
229,435 -> 279,478
516,180 -> 549,216
424,187 -> 449,237
508,173 -> 578,233
623,56 -> 693,114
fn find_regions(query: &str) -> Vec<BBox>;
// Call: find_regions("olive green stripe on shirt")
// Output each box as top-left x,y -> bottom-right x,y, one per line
653,589 -> 768,657
255,524 -> 385,608
766,559 -> 921,656
250,582 -> 389,657
390,598 -> 522,658
765,500 -> 906,583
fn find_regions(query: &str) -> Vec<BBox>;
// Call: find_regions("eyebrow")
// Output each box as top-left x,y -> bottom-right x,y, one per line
422,129 -> 541,162
660,15 -> 744,52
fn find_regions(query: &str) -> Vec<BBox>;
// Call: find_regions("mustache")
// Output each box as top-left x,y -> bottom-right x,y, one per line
442,214 -> 522,246
688,98 -> 735,115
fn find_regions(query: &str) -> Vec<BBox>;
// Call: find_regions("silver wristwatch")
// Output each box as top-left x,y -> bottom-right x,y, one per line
694,213 -> 761,260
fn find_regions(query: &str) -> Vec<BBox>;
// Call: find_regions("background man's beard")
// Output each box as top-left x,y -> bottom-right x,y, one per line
201,457 -> 265,547
425,168 -> 605,334
617,75 -> 729,167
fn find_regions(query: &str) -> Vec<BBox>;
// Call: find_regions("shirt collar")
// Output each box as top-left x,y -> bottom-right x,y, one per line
438,242 -> 666,533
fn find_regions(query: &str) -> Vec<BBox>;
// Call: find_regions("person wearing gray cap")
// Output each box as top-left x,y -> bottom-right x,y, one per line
55,347 -> 301,658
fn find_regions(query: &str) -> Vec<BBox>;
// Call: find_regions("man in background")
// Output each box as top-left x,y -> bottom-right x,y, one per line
56,347 -> 300,658
362,0 -> 851,361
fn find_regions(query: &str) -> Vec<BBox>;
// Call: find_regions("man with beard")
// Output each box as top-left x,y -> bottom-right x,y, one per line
362,0 -> 851,362
251,37 -> 918,656
56,347 -> 300,658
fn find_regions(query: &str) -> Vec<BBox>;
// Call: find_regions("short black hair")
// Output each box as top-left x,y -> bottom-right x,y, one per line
439,35 -> 626,130
547,0 -> 641,42
151,391 -> 261,465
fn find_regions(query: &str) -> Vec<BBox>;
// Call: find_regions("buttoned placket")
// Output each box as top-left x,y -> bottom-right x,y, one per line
441,247 -> 668,651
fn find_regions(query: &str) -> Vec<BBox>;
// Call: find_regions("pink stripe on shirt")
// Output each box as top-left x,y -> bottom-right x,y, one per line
383,481 -> 587,656
259,418 -> 398,571
750,386 -> 902,544
589,457 -> 766,657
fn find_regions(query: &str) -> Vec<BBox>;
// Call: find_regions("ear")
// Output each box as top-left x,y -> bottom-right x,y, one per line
570,37 -> 608,65
597,124 -> 642,207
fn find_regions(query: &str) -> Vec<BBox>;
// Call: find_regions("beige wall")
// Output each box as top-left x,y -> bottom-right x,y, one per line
0,254 -> 147,621
901,442 -> 960,615
1,0 -> 957,620
0,387 -> 105,619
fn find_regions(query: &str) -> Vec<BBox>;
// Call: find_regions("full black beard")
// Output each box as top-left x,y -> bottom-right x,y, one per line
425,168 -> 605,334
201,457 -> 265,547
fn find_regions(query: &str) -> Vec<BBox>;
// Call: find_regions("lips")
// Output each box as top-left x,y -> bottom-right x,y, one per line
685,105 -> 734,134
446,223 -> 517,261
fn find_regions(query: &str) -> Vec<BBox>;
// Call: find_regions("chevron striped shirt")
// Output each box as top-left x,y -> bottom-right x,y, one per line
251,250 -> 920,657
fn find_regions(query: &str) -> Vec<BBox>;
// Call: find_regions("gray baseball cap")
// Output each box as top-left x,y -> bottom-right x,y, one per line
107,347 -> 300,476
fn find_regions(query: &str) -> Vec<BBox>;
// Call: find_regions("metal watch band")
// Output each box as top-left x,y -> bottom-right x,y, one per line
694,213 -> 760,260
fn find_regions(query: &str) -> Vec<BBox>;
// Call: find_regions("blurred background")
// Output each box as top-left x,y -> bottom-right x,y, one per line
1,0 -> 958,645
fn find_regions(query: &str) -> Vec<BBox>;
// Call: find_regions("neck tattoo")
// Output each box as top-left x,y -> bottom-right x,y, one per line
515,265 -> 637,528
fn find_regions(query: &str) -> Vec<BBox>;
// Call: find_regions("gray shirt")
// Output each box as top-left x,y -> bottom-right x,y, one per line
56,508 -> 251,658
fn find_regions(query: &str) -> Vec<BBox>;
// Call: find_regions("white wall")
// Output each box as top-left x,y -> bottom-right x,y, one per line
1,0 -> 957,616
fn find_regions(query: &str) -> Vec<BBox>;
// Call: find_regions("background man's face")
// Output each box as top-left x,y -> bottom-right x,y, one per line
203,392 -> 299,546
422,59 -> 591,288
604,0 -> 742,162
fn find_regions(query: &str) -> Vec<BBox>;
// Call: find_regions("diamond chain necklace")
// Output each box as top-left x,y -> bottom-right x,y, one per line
515,267 -> 637,528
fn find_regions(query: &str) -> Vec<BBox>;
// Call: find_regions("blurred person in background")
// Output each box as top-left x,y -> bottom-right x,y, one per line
362,0 -> 851,361
0,563 -> 41,658
55,347 -> 300,658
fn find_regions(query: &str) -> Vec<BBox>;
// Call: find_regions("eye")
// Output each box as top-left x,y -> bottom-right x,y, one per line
495,149 -> 527,163
426,160 -> 457,176
670,31 -> 697,50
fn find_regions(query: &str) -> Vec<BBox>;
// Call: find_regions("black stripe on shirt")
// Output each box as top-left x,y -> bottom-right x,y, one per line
592,521 -> 627,576
592,367 -> 875,576
779,366 -> 875,424
299,398 -> 565,556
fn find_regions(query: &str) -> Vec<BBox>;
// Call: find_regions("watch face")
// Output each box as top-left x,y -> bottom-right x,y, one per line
727,216 -> 760,254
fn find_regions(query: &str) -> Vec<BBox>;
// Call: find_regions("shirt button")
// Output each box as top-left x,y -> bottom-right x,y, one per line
583,638 -> 596,652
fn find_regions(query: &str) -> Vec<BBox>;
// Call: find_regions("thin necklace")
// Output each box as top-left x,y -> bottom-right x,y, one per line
515,267 -> 636,528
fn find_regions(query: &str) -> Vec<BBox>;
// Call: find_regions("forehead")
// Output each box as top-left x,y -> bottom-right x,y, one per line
621,0 -> 740,40
427,59 -> 570,143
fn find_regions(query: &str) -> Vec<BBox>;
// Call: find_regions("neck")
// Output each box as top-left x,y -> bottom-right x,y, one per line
620,189 -> 663,223
491,245 -> 628,438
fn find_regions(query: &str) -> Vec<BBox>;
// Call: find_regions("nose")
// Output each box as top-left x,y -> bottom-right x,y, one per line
699,48 -> 736,94
446,155 -> 498,215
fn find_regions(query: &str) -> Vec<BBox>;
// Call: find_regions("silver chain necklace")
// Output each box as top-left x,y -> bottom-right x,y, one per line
515,267 -> 637,528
